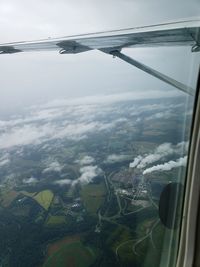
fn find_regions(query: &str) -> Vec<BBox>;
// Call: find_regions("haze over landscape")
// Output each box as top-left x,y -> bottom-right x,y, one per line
0,1 -> 199,266
0,91 -> 194,266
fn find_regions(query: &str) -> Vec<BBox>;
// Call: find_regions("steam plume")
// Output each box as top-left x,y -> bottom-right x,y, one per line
143,156 -> 187,175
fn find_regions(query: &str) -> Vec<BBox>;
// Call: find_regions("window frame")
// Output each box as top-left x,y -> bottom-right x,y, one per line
176,69 -> 200,267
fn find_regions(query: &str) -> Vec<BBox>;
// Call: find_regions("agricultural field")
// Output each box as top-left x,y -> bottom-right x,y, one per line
0,190 -> 19,207
33,190 -> 54,210
43,237 -> 97,267
47,236 -> 80,256
106,225 -> 133,252
20,190 -> 37,197
81,182 -> 106,214
45,215 -> 66,226
116,241 -> 138,265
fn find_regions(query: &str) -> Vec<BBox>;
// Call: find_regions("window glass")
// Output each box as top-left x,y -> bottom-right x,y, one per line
0,24 -> 199,267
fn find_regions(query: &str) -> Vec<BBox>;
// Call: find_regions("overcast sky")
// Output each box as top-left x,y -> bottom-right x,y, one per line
0,0 -> 199,116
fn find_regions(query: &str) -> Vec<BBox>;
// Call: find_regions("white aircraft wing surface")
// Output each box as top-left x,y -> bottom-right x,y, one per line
0,20 -> 199,54
0,20 -> 199,96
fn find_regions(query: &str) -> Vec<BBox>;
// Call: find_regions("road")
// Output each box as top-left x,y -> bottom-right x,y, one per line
132,219 -> 160,255
97,171 -> 160,260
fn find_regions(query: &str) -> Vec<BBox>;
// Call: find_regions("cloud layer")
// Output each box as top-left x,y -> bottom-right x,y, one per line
0,93 -> 183,151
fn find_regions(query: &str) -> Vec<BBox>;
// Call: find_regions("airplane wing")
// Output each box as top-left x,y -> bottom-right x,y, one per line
0,20 -> 199,96
0,20 -> 199,54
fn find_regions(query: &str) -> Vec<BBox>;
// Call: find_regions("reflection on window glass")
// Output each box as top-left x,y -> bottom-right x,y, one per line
0,43 -> 199,267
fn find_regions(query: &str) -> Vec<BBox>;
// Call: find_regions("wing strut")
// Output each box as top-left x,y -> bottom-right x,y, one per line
109,50 -> 195,96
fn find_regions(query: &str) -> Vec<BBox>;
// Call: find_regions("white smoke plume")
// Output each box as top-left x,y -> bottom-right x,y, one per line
129,141 -> 188,169
143,156 -> 187,175
129,155 -> 143,168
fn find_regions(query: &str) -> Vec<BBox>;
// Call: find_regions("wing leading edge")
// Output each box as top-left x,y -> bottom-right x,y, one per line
0,20 -> 199,96
0,20 -> 200,54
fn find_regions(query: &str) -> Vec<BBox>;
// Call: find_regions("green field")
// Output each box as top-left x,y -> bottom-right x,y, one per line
33,190 -> 54,210
81,182 -> 106,214
0,190 -> 19,207
43,241 -> 97,267
106,225 -> 133,251
117,241 -> 138,265
20,190 -> 37,197
45,215 -> 66,226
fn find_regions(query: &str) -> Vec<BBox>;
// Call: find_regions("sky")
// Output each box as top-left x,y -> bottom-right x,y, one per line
0,0 -> 200,116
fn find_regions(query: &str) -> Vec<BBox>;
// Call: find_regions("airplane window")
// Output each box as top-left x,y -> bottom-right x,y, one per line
0,12 -> 199,267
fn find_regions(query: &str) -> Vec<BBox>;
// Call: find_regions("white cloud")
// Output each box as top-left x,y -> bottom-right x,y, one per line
106,154 -> 130,163
0,120 -> 115,149
0,158 -> 10,167
0,124 -> 50,149
54,179 -> 72,186
43,161 -> 64,173
73,165 -> 102,185
0,93 -> 190,151
143,156 -> 187,174
175,141 -> 189,154
112,118 -> 128,123
42,91 -> 179,110
23,176 -> 38,184
76,155 -> 95,165
0,153 -> 10,167
135,118 -> 141,123
146,110 -> 172,120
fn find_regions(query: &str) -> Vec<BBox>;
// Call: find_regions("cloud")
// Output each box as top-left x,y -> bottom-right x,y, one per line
143,156 -> 187,174
53,121 -> 110,140
0,100 -> 122,149
0,120 -> 114,149
76,155 -> 95,165
0,158 -> 10,167
23,176 -> 38,184
146,110 -> 172,120
0,124 -> 51,149
43,161 -> 64,173
54,179 -> 72,186
129,141 -> 189,169
0,153 -> 10,167
54,165 -> 102,186
175,141 -> 189,154
114,118 -> 128,123
73,165 -> 102,185
0,94 -> 191,151
42,91 -> 179,110
106,154 -> 130,163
